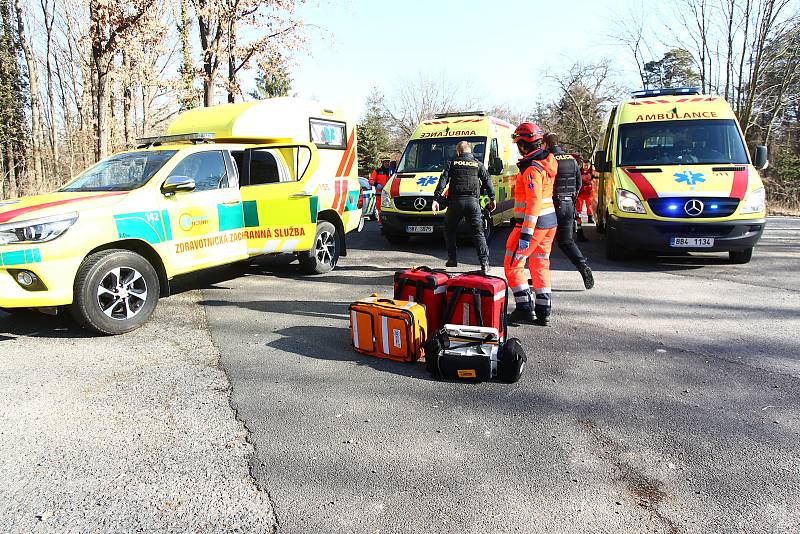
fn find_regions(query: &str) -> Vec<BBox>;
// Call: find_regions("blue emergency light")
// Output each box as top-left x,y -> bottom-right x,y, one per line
631,87 -> 701,99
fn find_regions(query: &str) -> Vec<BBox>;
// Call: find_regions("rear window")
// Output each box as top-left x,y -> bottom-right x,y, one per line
618,119 -> 749,166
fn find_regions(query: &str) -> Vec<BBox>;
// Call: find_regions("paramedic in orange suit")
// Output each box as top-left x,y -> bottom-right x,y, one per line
504,122 -> 558,326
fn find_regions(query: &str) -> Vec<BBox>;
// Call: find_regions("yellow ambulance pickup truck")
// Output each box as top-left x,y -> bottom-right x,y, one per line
0,98 -> 363,334
379,112 -> 519,243
593,87 -> 768,263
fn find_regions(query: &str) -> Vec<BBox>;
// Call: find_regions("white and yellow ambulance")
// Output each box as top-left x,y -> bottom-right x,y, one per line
593,87 -> 767,263
0,98 -> 362,334
379,112 -> 518,243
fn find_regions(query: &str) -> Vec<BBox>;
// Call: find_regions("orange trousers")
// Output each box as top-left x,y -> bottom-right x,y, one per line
504,225 -> 556,317
575,192 -> 593,218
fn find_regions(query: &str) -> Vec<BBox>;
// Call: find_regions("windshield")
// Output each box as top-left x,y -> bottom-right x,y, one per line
618,119 -> 749,166
398,136 -> 486,173
62,150 -> 177,192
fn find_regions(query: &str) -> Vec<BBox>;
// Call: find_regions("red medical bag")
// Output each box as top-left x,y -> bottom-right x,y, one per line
443,273 -> 508,340
393,266 -> 450,334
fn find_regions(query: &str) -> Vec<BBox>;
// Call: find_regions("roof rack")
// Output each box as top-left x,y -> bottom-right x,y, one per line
135,132 -> 216,147
631,87 -> 701,99
433,111 -> 487,119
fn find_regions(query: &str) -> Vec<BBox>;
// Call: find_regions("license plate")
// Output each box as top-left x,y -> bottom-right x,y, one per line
670,237 -> 714,247
407,225 -> 434,233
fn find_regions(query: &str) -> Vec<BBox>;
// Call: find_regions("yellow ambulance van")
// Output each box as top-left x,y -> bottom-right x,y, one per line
379,112 -> 518,243
593,87 -> 767,263
0,98 -> 362,334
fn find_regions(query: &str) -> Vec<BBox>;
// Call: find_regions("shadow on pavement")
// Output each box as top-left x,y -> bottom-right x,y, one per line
0,310 -> 91,339
267,324 -> 437,381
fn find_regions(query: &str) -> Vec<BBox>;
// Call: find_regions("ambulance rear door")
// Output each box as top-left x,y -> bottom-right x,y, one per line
237,143 -> 318,255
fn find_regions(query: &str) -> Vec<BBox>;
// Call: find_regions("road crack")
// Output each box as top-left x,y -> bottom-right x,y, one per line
580,420 -> 679,534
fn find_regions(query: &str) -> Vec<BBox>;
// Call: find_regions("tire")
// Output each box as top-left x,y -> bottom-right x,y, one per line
499,338 -> 526,383
299,221 -> 339,274
385,234 -> 410,244
605,222 -> 625,261
70,249 -> 160,335
729,247 -> 753,264
596,212 -> 606,234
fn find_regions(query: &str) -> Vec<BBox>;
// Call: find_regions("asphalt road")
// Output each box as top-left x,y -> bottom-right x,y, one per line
204,216 -> 800,534
2,217 -> 798,533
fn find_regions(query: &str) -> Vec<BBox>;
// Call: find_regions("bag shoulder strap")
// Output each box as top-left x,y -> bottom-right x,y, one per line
443,285 -> 464,324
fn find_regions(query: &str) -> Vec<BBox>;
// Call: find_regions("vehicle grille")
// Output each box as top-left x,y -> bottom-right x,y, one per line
648,197 -> 739,218
394,196 -> 433,212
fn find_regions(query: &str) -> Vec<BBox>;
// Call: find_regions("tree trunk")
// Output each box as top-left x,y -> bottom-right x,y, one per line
13,0 -> 43,180
122,50 -> 133,144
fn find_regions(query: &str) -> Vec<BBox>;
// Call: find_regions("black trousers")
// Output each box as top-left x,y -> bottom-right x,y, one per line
555,197 -> 586,266
444,196 -> 488,264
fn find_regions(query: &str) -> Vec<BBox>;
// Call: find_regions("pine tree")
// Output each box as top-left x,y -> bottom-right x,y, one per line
177,0 -> 197,110
357,87 -> 390,176
0,0 -> 28,198
248,61 -> 292,99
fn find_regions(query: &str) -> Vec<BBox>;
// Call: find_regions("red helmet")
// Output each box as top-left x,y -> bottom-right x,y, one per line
512,122 -> 544,143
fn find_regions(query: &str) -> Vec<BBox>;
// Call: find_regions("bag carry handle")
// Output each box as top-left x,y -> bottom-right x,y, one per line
471,288 -> 484,327
377,298 -> 396,304
443,285 -> 464,325
394,277 -> 407,300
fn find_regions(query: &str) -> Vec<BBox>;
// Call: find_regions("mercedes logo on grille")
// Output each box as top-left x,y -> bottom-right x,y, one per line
684,199 -> 704,217
413,197 -> 427,211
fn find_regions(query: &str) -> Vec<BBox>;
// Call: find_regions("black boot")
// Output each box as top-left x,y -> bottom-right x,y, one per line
446,257 -> 458,268
577,262 -> 594,289
508,306 -> 535,325
587,215 -> 595,224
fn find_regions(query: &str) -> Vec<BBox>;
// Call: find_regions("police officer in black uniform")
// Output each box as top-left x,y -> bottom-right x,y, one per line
432,141 -> 496,273
545,133 -> 594,289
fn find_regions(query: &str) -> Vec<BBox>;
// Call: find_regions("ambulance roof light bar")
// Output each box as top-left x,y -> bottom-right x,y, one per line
135,132 -> 216,147
631,87 -> 701,99
433,111 -> 487,119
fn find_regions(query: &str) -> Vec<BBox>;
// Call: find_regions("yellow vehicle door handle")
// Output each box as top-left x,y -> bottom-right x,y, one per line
222,200 -> 241,206
290,193 -> 313,198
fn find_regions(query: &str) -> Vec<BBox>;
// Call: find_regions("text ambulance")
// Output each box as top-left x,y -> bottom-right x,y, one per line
0,98 -> 362,334
593,87 -> 767,263
379,112 -> 518,243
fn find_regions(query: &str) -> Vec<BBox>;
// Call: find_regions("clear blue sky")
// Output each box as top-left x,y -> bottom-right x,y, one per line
286,0 -> 646,117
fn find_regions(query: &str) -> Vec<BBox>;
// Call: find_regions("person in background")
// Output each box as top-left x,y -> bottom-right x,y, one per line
432,141 -> 495,273
505,123 -> 558,326
370,159 -> 394,194
544,133 -> 594,290
576,160 -> 595,230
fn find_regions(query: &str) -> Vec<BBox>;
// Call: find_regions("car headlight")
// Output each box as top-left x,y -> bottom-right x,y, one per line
381,189 -> 391,208
0,212 -> 79,245
739,187 -> 765,214
615,189 -> 646,214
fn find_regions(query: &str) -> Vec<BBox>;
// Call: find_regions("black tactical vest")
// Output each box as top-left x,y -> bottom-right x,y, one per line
448,153 -> 481,197
552,151 -> 580,197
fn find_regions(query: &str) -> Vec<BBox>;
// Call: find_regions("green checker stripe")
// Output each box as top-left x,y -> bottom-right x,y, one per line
243,200 -> 260,228
217,202 -> 245,231
0,248 -> 40,266
309,196 -> 319,223
344,191 -> 360,211
114,210 -> 172,244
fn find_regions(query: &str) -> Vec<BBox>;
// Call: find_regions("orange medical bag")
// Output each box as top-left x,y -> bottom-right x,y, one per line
349,296 -> 428,363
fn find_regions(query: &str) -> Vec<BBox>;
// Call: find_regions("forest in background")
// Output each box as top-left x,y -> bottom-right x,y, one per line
1,0 -> 798,211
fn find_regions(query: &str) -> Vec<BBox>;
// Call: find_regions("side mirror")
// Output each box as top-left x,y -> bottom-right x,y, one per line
753,145 -> 768,170
594,150 -> 610,173
162,175 -> 196,195
489,157 -> 504,175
